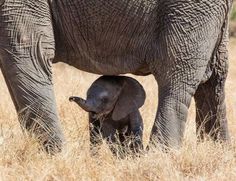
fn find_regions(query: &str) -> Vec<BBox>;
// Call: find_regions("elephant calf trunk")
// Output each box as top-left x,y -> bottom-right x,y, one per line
69,96 -> 95,112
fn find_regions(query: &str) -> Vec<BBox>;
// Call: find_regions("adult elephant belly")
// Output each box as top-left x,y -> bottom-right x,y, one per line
52,0 -> 157,75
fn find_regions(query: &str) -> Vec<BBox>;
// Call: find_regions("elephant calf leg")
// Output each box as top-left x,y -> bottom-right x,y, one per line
89,114 -> 102,148
129,111 -> 143,152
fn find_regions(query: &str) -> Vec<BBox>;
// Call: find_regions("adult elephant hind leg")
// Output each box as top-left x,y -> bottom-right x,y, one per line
0,1 -> 64,153
148,0 -> 231,149
194,31 -> 229,141
149,78 -> 195,148
149,28 -> 205,149
194,79 -> 229,141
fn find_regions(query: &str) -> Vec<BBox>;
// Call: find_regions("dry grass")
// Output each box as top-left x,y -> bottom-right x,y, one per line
0,38 -> 236,180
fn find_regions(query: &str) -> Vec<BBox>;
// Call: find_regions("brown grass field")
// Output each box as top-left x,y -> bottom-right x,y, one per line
0,40 -> 236,180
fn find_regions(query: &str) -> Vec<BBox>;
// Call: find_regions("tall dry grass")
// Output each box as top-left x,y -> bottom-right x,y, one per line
0,39 -> 236,180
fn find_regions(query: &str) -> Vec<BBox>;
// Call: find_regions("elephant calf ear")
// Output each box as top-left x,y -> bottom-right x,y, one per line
112,77 -> 146,121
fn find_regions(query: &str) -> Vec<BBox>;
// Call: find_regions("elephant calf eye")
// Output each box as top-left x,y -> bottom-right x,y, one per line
101,97 -> 108,103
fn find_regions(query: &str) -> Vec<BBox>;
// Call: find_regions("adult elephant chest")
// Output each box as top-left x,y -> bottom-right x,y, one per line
51,0 -> 157,75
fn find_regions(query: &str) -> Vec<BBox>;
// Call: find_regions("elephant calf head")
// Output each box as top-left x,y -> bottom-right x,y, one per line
69,75 -> 146,155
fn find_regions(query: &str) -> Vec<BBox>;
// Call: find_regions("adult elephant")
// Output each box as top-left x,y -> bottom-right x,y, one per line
0,0 -> 232,153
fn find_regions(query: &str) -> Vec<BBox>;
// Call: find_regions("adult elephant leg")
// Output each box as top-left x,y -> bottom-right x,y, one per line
194,29 -> 229,141
0,1 -> 64,153
148,0 -> 230,149
149,29 -> 206,149
150,77 -> 194,148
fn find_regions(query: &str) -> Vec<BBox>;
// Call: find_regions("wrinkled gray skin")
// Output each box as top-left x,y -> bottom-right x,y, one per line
0,0 -> 232,153
69,76 -> 145,154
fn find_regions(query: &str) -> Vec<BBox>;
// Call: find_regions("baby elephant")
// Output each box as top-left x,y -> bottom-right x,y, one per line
69,76 -> 146,155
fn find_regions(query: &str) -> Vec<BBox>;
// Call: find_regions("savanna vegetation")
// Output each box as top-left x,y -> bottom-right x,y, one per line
0,3 -> 236,181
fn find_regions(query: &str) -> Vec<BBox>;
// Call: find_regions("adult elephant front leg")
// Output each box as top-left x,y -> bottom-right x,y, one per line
0,1 -> 64,153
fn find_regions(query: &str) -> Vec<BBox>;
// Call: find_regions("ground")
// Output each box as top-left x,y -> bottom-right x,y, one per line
1,18 -> 236,181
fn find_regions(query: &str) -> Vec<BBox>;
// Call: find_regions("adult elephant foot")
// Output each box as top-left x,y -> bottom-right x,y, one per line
0,1 -> 64,154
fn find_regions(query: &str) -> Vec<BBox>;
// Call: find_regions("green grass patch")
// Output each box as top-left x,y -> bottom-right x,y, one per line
231,4 -> 236,21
